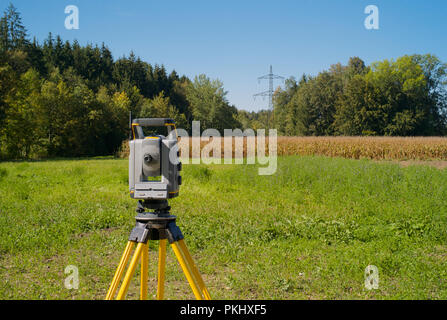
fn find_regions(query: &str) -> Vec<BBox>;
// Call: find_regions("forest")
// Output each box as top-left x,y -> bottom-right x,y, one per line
1,4 -> 446,159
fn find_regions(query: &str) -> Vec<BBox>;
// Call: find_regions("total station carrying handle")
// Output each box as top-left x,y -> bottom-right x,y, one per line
131,118 -> 177,140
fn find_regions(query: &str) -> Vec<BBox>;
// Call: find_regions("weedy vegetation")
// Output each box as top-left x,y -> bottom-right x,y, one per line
0,156 -> 447,299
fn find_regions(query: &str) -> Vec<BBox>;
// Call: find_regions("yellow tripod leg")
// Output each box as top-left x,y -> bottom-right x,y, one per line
106,241 -> 135,300
157,239 -> 167,300
116,242 -> 145,300
171,241 -> 203,300
178,239 -> 211,300
140,242 -> 149,300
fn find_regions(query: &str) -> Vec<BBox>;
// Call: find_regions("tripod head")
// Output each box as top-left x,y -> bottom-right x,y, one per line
131,199 -> 179,243
136,199 -> 171,215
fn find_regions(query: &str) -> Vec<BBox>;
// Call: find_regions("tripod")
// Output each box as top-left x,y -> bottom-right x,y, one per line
105,200 -> 211,300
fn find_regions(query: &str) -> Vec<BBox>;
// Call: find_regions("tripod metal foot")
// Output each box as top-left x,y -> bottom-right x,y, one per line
105,211 -> 211,300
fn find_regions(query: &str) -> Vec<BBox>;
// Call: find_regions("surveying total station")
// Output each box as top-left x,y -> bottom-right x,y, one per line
105,118 -> 211,300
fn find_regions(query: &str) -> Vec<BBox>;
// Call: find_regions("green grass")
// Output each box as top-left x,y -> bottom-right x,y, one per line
1,156 -> 447,299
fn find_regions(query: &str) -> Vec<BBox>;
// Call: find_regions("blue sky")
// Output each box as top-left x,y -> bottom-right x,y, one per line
4,0 -> 447,111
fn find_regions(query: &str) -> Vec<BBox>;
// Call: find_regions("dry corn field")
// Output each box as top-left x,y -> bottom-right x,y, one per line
119,137 -> 447,161
275,137 -> 447,160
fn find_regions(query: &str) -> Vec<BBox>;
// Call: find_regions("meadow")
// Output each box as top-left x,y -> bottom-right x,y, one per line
1,155 -> 447,299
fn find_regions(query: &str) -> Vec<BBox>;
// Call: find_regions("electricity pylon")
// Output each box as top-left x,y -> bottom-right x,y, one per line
253,65 -> 284,130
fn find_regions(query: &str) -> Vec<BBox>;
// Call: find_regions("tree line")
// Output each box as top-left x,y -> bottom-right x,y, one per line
1,3 -> 446,160
266,55 -> 447,136
0,4 -> 239,159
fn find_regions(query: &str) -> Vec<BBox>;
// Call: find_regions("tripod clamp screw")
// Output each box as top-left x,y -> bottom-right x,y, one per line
129,210 -> 183,244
